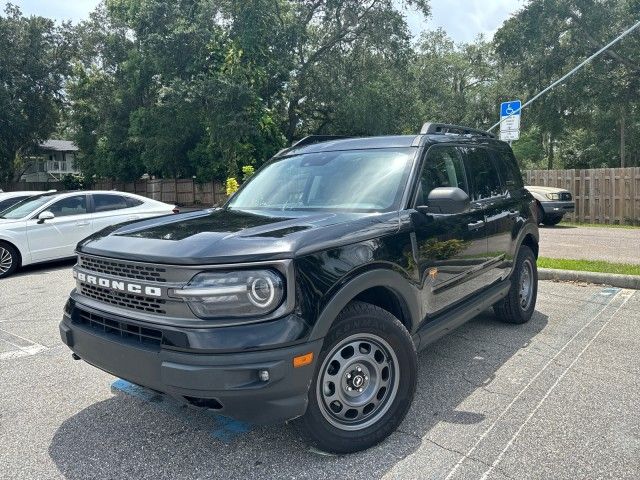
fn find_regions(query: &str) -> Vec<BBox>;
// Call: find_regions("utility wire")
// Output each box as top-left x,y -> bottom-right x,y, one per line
489,19 -> 640,133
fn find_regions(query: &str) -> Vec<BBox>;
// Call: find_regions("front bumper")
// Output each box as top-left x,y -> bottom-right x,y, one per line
541,201 -> 575,216
60,301 -> 323,425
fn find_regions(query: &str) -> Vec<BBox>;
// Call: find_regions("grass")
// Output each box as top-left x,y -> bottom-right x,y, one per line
558,221 -> 639,229
538,257 -> 640,276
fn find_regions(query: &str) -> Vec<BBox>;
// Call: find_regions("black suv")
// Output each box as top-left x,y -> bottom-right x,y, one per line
60,123 -> 539,453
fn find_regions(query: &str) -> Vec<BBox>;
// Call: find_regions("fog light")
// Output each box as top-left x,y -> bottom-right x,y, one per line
258,370 -> 270,382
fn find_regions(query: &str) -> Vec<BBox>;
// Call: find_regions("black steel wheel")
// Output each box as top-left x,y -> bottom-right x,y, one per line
299,301 -> 417,454
494,245 -> 538,324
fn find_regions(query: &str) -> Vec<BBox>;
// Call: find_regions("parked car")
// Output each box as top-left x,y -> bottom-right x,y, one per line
0,191 -> 176,278
525,185 -> 575,226
0,191 -> 47,212
60,124 -> 539,453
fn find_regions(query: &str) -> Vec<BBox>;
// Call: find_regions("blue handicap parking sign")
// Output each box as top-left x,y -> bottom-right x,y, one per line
501,100 -> 522,117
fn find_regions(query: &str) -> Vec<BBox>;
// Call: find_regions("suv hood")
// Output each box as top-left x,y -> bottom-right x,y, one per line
77,208 -> 400,265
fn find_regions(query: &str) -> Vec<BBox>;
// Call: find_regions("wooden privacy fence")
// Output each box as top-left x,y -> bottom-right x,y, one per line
524,168 -> 640,225
93,179 -> 227,206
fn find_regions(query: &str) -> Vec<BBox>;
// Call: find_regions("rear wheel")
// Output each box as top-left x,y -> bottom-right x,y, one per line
0,242 -> 19,279
299,302 -> 417,453
493,245 -> 537,324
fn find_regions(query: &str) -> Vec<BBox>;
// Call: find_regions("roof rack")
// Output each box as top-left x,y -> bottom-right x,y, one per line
420,123 -> 496,139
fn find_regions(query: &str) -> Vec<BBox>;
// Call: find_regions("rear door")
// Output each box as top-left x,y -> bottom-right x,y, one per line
27,194 -> 91,261
412,145 -> 489,315
460,146 -> 514,285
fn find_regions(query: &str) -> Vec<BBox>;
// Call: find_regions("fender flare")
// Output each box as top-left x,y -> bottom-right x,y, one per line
307,269 -> 421,342
512,222 -> 539,262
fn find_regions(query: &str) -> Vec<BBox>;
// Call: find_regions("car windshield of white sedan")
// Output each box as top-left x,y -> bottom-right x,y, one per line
228,148 -> 415,212
0,195 -> 53,219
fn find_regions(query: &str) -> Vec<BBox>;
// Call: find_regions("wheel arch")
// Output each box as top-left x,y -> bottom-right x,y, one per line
308,269 -> 421,342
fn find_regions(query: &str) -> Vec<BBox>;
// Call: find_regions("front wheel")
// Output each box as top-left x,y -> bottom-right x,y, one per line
0,242 -> 19,279
542,215 -> 563,226
299,302 -> 417,453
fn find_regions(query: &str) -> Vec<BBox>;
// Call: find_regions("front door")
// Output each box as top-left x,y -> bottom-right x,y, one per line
27,194 -> 91,261
411,145 -> 488,316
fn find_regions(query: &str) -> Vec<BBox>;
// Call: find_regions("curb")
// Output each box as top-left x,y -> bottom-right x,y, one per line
539,268 -> 640,290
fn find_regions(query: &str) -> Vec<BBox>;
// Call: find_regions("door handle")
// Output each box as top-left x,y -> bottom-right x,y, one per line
468,220 -> 484,231
76,221 -> 90,227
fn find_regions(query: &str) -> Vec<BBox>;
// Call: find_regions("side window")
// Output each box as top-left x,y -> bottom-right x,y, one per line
461,147 -> 503,201
93,194 -> 129,213
415,146 -> 468,206
495,149 -> 524,190
125,197 -> 144,208
47,195 -> 87,217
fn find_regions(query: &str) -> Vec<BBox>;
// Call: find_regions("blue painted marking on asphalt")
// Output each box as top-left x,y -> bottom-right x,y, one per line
111,379 -> 253,443
599,287 -> 620,296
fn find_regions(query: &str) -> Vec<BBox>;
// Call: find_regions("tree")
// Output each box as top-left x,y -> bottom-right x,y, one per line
0,4 -> 73,184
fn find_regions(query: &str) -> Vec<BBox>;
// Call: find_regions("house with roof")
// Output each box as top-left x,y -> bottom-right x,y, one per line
20,140 -> 81,183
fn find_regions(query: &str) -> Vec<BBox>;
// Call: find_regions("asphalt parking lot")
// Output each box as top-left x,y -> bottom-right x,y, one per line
1,262 -> 639,479
539,225 -> 640,265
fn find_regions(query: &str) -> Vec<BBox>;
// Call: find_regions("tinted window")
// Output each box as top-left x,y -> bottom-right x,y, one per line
48,195 -> 87,217
494,149 -> 524,190
93,194 -> 129,212
125,196 -> 144,208
461,147 -> 503,201
415,146 -> 468,205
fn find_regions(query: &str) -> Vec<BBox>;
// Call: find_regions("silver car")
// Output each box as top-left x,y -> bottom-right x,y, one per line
525,185 -> 575,226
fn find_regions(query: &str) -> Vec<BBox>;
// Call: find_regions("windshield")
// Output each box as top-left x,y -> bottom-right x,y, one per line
0,195 -> 53,219
228,148 -> 415,212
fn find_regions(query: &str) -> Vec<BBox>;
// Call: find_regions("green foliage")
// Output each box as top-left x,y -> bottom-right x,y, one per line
4,0 -> 638,185
61,174 -> 92,190
241,165 -> 255,182
226,177 -> 240,195
0,5 -> 73,184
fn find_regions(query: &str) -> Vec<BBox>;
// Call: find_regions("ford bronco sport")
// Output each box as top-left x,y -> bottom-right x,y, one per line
60,123 -> 539,453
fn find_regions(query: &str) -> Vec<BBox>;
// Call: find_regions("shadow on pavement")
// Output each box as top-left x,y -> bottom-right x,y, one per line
48,309 -> 548,479
14,258 -> 76,278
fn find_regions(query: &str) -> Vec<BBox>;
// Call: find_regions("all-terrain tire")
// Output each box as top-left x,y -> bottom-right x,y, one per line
298,301 -> 417,454
493,245 -> 537,324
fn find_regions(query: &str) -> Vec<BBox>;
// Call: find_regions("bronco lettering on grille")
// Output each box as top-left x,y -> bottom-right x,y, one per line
73,270 -> 162,297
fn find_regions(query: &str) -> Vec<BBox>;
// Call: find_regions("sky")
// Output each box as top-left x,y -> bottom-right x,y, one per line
7,0 -> 525,43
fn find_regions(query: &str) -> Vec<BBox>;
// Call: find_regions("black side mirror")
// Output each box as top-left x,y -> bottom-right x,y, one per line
417,187 -> 470,215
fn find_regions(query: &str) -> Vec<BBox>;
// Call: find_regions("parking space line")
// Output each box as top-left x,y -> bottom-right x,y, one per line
111,379 -> 253,443
478,289 -> 634,480
442,287 -> 624,480
0,328 -> 47,360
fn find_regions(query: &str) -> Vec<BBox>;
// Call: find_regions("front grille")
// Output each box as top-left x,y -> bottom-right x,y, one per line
79,283 -> 167,314
79,255 -> 167,283
560,192 -> 572,201
75,309 -> 162,347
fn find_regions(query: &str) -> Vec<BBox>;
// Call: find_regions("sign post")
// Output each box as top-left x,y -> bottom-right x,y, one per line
499,100 -> 521,142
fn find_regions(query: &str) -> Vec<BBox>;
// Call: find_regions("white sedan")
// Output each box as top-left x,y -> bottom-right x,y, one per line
0,191 -> 176,278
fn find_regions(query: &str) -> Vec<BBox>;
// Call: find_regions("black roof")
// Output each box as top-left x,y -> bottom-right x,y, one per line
279,128 -> 506,157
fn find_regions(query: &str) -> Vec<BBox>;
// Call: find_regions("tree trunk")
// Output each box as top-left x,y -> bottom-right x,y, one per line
547,132 -> 554,170
620,111 -> 626,168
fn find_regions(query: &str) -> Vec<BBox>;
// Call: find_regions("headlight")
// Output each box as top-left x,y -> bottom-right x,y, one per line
545,193 -> 560,200
173,270 -> 285,319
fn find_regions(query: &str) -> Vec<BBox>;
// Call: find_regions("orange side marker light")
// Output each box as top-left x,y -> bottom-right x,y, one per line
293,352 -> 314,368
